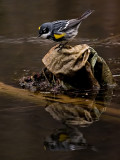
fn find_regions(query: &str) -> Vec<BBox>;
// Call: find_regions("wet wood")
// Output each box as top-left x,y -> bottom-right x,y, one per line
0,82 -> 120,119
0,82 -> 99,105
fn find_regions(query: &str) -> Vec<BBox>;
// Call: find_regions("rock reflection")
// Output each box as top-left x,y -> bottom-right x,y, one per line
45,102 -> 103,127
44,103 -> 102,151
44,89 -> 113,151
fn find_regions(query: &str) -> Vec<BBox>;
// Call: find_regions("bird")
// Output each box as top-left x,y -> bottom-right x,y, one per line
38,10 -> 94,49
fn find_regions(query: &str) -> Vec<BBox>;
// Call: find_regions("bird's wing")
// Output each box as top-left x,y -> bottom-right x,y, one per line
52,20 -> 68,32
61,19 -> 81,31
51,19 -> 80,40
52,10 -> 94,33
61,10 -> 94,31
52,19 -> 80,33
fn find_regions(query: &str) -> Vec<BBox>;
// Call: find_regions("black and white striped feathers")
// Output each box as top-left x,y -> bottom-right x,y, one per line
38,10 -> 94,42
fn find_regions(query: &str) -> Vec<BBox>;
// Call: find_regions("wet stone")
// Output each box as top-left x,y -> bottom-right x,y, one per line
19,44 -> 115,94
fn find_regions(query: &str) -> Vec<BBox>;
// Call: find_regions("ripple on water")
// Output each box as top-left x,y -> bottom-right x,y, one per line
0,34 -> 120,47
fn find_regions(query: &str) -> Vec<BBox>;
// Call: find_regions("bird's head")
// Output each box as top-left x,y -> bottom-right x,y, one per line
38,23 -> 52,39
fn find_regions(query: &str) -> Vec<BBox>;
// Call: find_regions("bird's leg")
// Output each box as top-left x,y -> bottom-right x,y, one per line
55,42 -> 68,51
55,43 -> 62,49
62,41 -> 68,48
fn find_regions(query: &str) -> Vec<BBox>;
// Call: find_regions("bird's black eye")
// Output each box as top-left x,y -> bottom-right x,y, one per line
42,27 -> 49,34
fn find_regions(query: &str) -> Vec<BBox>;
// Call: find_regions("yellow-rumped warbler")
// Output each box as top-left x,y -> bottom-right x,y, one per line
38,10 -> 94,45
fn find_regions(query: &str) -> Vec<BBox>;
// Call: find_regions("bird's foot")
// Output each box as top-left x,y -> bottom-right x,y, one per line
55,42 -> 68,51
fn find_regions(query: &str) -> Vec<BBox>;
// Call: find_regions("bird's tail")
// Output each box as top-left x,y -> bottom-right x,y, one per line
78,10 -> 94,21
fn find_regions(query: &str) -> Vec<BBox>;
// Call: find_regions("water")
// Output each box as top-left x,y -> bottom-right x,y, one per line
0,0 -> 120,160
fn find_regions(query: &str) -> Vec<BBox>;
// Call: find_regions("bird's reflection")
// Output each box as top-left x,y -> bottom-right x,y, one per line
44,88 -> 113,151
44,127 -> 96,151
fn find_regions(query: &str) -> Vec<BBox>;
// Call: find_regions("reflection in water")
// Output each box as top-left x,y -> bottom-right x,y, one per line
44,127 -> 96,151
44,88 -> 113,151
46,102 -> 103,127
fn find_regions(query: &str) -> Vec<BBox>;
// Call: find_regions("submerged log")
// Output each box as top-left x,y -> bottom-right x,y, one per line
0,82 -> 120,123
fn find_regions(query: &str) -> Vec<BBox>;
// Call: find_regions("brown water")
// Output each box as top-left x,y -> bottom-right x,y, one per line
0,0 -> 120,160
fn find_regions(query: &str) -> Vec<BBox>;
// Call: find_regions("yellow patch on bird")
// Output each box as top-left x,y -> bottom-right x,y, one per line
44,145 -> 46,150
54,33 -> 66,39
38,26 -> 41,30
59,134 -> 69,142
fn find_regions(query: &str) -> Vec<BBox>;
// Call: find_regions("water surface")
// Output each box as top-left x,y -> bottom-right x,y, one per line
0,0 -> 120,160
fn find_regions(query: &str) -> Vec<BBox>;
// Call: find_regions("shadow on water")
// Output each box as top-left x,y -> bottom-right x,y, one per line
43,88 -> 113,152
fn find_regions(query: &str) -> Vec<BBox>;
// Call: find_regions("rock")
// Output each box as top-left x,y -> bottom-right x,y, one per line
42,44 -> 90,76
89,47 -> 116,87
20,44 -> 115,93
42,44 -> 115,90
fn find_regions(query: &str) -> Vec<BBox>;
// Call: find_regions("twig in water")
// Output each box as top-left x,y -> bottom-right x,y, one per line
42,69 -> 51,84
